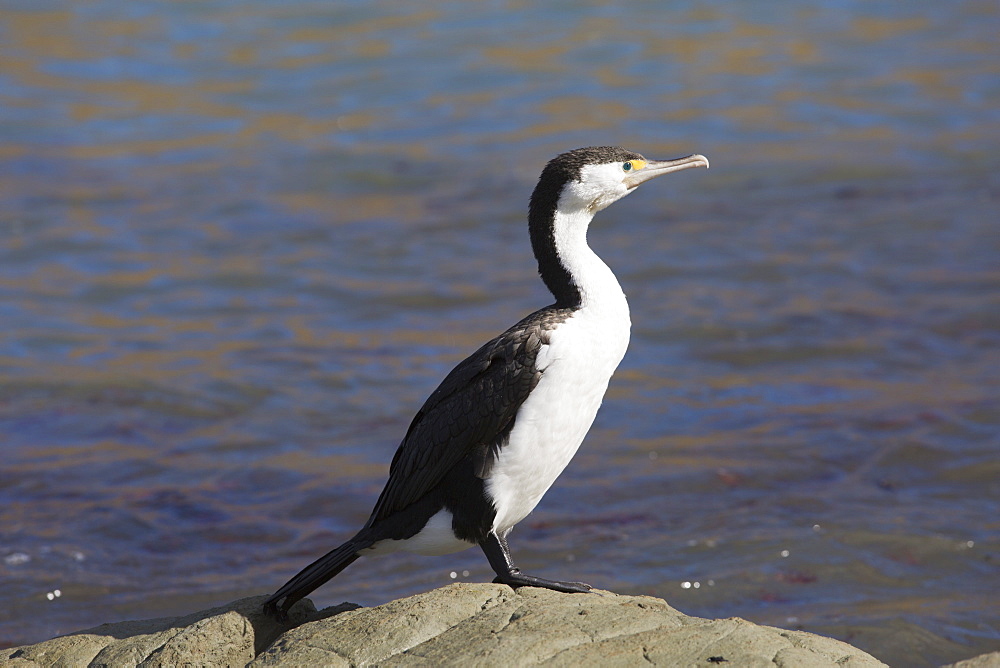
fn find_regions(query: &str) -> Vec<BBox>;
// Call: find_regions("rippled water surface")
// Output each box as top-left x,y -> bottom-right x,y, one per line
2,2 -> 998,665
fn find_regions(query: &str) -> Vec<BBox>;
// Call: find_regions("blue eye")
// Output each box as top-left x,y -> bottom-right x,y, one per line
622,162 -> 632,171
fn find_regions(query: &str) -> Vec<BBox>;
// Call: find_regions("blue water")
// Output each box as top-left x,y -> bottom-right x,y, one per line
1,2 -> 998,665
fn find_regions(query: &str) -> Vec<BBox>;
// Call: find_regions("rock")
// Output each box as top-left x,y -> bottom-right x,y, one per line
0,595 -> 319,667
250,584 -> 886,667
941,652 -> 1000,668
6,582 -> 986,667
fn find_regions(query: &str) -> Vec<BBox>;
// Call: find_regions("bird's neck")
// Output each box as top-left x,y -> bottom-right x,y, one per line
530,207 -> 627,315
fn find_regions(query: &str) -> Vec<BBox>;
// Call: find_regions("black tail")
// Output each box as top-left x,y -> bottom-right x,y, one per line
263,535 -> 372,620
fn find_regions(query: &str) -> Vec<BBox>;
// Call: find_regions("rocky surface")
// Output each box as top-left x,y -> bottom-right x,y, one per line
0,594 -> 318,668
941,653 -> 1000,668
2,583 -> 993,667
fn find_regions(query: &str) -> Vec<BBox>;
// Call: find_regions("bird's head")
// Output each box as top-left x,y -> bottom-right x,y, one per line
531,146 -> 710,218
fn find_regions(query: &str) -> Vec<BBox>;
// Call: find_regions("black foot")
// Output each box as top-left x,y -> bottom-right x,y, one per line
480,532 -> 592,594
492,568 -> 591,594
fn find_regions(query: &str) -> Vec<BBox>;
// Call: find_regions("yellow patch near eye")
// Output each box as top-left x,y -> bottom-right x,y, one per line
630,159 -> 647,170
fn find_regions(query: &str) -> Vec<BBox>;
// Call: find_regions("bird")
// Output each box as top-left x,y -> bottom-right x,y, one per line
263,146 -> 709,620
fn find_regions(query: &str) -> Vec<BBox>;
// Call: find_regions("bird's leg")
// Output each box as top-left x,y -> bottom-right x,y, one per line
479,531 -> 591,594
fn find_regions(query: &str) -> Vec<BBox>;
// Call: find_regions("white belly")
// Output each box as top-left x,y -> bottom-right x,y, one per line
486,306 -> 630,534
364,509 -> 473,556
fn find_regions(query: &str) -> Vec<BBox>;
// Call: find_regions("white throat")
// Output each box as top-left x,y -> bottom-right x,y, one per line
550,207 -> 629,317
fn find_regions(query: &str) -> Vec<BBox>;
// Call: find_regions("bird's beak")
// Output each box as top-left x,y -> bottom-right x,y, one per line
624,154 -> 710,189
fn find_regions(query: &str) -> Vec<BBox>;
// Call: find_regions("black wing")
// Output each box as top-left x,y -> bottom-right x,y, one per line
364,310 -> 560,527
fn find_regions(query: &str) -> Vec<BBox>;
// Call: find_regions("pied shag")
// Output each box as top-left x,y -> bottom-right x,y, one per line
264,146 -> 709,619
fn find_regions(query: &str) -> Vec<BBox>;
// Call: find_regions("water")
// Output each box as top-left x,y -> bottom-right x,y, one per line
1,1 -> 998,665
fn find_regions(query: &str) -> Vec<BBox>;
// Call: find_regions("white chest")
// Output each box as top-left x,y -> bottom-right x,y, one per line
487,293 -> 630,534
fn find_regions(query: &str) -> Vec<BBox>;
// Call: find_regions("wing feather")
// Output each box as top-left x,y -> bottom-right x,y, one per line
364,313 -> 558,527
